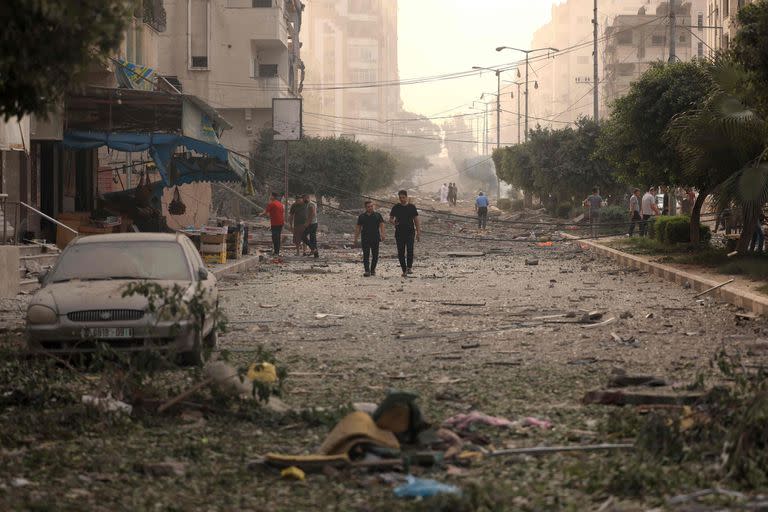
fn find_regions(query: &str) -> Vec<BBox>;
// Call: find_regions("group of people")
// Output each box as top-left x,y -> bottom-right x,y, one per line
439,183 -> 458,206
627,186 -> 661,237
263,192 -> 319,258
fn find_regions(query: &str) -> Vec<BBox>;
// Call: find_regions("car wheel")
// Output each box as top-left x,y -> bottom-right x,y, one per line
179,326 -> 218,367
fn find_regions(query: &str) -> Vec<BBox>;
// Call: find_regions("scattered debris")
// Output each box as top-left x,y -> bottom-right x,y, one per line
315,313 -> 346,319
487,443 -> 634,458
693,278 -> 735,298
524,258 -> 539,266
393,476 -> 461,498
583,389 -> 704,406
140,460 -> 187,478
280,466 -> 306,481
443,411 -> 515,430
82,395 -> 133,415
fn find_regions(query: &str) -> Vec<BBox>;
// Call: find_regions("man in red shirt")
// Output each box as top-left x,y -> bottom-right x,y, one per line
263,192 -> 285,256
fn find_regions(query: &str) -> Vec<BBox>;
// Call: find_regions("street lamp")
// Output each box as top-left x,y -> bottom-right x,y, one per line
471,100 -> 490,155
472,65 -> 506,199
504,79 -> 538,144
496,46 -> 559,141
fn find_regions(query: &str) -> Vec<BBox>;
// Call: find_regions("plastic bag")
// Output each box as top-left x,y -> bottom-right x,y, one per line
168,186 -> 186,216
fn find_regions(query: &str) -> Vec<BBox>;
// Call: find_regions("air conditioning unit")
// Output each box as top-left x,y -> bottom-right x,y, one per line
245,125 -> 253,135
245,109 -> 252,121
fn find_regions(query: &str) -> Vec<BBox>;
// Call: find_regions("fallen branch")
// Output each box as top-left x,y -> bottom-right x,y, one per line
693,278 -> 734,298
158,377 -> 214,413
487,443 -> 634,457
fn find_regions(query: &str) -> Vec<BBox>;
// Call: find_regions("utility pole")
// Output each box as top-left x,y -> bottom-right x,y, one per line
593,0 -> 599,123
669,0 -> 677,62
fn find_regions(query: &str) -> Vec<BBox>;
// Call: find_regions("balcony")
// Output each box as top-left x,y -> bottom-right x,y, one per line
223,1 -> 289,48
211,76 -> 295,110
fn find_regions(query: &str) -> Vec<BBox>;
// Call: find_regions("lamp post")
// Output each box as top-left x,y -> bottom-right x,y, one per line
472,66 -> 504,199
471,100 -> 490,155
504,77 -> 538,145
496,46 -> 558,141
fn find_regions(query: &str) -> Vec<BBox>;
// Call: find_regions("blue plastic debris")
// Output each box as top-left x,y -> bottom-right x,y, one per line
393,476 -> 461,498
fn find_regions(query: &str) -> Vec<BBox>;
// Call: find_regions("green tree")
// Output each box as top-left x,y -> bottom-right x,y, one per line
596,61 -> 713,187
493,144 -> 536,206
0,0 -> 132,119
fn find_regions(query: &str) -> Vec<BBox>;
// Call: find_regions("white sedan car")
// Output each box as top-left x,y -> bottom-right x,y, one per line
26,233 -> 219,365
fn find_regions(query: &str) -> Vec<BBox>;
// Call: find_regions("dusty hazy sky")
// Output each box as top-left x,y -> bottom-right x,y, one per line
398,0 -> 560,117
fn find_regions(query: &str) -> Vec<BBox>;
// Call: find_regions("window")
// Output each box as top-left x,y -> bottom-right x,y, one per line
258,64 -> 278,77
617,63 -> 635,76
697,13 -> 704,30
617,30 -> 633,44
679,34 -> 686,43
651,34 -> 666,46
351,69 -> 376,82
189,0 -> 209,69
698,42 -> 704,57
252,0 -> 271,6
723,0 -> 729,17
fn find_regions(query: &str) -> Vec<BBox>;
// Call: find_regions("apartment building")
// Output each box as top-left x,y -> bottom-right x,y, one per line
706,0 -> 757,54
603,1 -> 707,110
301,0 -> 401,143
514,0 -> 706,135
159,0 -> 304,154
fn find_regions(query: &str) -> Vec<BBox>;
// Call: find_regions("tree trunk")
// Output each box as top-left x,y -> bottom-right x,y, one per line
737,206 -> 758,254
690,190 -> 708,244
523,191 -> 533,208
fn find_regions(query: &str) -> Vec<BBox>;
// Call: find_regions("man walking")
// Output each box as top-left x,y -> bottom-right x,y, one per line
390,190 -> 421,277
628,188 -> 642,237
289,194 -> 307,255
583,187 -> 603,238
263,192 -> 285,256
440,183 -> 449,203
640,186 -> 660,237
354,200 -> 386,277
475,191 -> 489,232
301,193 -> 319,258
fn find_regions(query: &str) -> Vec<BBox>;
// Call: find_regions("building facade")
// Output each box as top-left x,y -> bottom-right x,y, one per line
159,0 -> 304,154
706,0 -> 758,55
301,0 -> 401,143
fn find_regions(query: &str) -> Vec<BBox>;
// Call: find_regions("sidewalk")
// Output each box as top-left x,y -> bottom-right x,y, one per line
209,252 -> 261,279
569,235 -> 768,315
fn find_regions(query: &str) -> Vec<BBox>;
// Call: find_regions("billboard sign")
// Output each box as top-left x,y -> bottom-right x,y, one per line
272,98 -> 302,141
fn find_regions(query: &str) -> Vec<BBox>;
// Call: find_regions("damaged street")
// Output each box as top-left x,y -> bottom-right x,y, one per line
2,207 -> 767,510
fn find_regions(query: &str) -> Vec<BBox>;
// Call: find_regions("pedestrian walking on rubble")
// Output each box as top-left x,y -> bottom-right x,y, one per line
289,194 -> 307,255
263,192 -> 285,256
355,200 -> 386,277
748,210 -> 766,253
640,186 -> 660,237
475,191 -> 489,231
301,193 -> 320,258
583,187 -> 603,238
440,183 -> 449,203
628,188 -> 642,237
390,190 -> 421,277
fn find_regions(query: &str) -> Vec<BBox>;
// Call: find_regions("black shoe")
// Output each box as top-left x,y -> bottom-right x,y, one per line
314,251 -> 319,258
406,268 -> 413,274
363,272 -> 371,277
370,270 -> 376,276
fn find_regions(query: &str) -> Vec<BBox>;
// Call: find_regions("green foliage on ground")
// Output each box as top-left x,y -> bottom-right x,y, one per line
0,0 -> 133,119
496,198 -> 512,211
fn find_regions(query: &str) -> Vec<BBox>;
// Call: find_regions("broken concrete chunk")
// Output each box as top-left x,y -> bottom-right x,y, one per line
583,390 -> 703,406
525,259 -> 539,266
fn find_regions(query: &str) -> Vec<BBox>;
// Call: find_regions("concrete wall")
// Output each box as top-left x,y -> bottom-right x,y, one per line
0,246 -> 19,298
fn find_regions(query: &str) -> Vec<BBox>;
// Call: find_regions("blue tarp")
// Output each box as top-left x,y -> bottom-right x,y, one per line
62,130 -> 246,186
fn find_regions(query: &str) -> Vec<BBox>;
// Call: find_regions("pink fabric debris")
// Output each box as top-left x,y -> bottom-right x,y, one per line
522,417 -> 553,429
442,411 -> 516,430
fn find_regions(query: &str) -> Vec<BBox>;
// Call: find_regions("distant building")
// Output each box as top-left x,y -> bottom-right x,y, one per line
603,1 -> 705,111
302,0 -> 401,143
511,0 -> 707,135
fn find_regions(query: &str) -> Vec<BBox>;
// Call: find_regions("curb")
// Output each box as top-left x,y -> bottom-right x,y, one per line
570,236 -> 768,316
211,253 -> 260,279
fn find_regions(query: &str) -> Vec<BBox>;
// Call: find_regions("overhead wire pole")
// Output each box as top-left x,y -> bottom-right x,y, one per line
496,46 -> 559,142
593,0 -> 599,123
473,66 -> 504,199
669,0 -> 677,62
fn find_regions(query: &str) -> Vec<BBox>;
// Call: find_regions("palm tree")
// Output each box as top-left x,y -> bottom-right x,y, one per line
667,59 -> 768,250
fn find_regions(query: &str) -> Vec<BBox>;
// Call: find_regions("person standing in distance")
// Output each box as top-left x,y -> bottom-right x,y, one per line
583,187 -> 603,238
640,186 -> 660,237
390,190 -> 420,278
628,188 -> 642,237
263,192 -> 285,256
354,200 -> 386,277
475,191 -> 489,232
301,193 -> 320,258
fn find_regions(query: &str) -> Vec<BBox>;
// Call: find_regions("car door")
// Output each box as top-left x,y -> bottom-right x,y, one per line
180,236 -> 218,333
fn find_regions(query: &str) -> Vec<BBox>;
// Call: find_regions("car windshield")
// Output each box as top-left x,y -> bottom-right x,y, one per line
50,241 -> 191,282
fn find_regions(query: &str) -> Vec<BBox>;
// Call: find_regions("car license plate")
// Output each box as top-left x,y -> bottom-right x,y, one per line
84,328 -> 134,339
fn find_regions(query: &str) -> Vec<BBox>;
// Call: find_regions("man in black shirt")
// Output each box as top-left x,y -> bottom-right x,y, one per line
389,190 -> 421,277
354,200 -> 386,277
